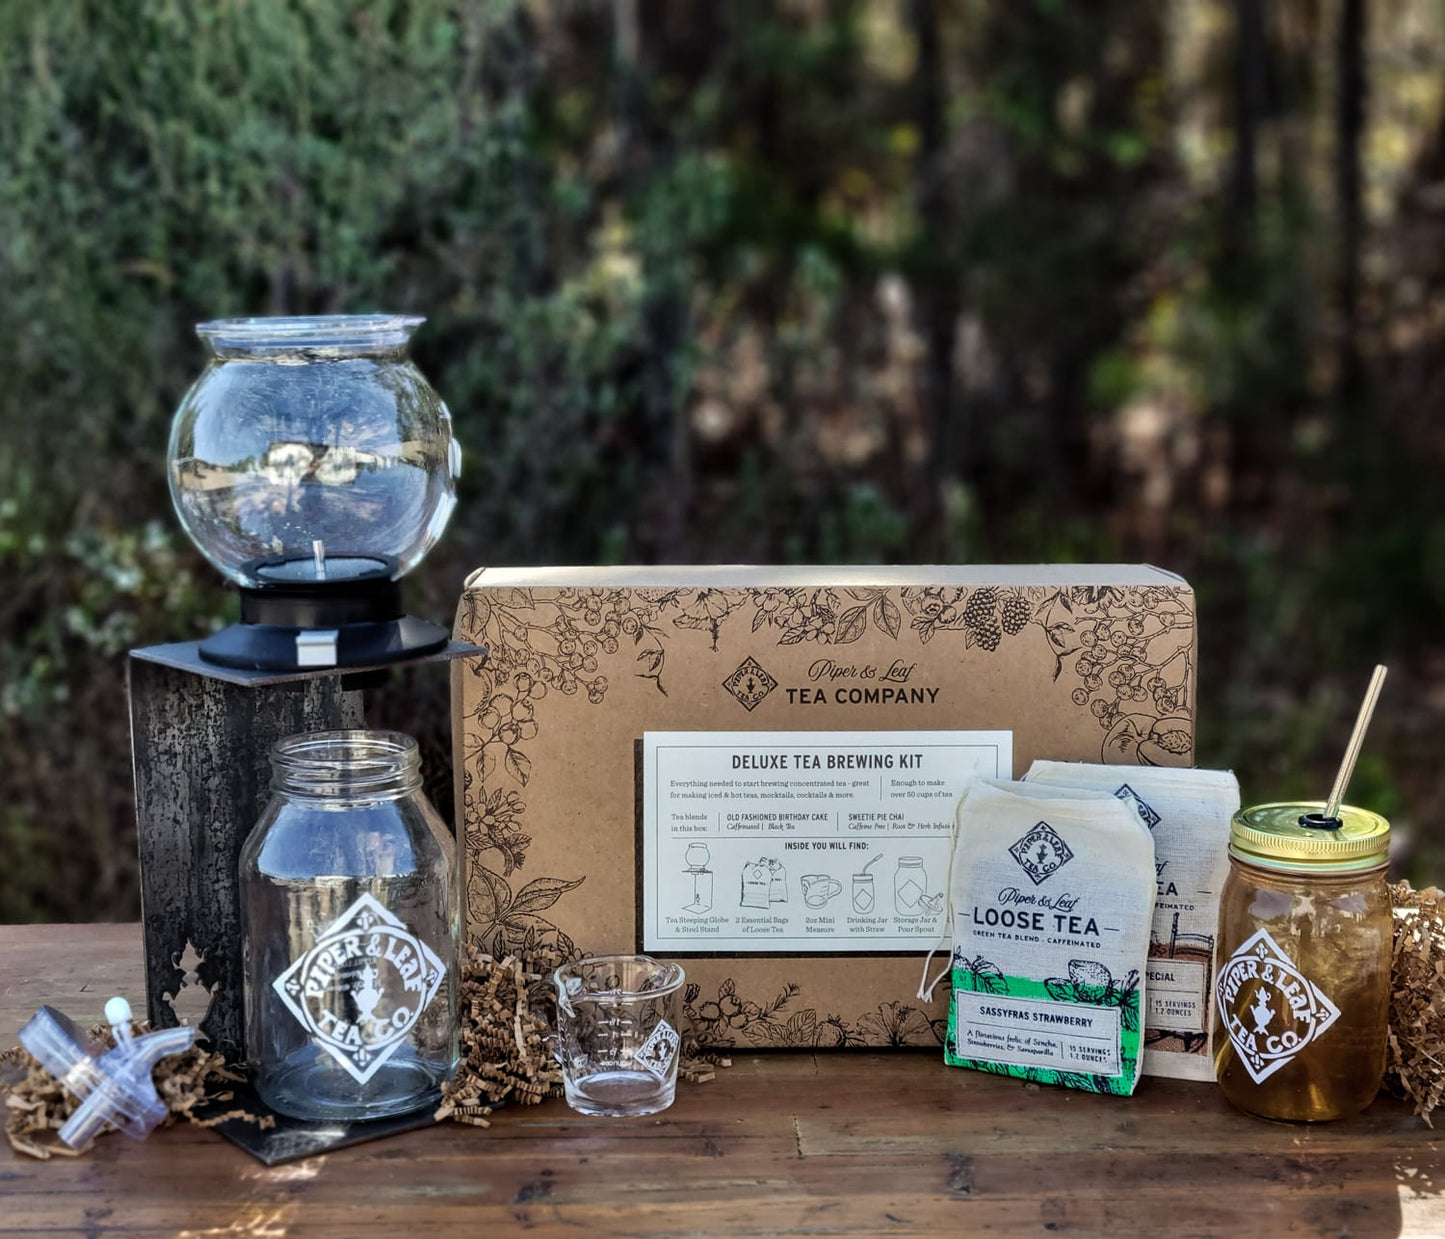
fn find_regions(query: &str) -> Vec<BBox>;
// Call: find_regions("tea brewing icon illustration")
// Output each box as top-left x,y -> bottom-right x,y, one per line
852,854 -> 882,913
894,856 -> 928,916
801,874 -> 842,908
683,844 -> 713,914
739,857 -> 787,909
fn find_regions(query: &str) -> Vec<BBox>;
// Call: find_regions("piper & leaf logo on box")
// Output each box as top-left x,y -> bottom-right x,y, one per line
1007,820 -> 1074,886
722,656 -> 778,711
273,892 -> 446,1084
1215,928 -> 1340,1084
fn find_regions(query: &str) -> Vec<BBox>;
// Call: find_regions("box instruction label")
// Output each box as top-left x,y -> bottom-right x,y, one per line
641,729 -> 1012,953
953,990 -> 1121,1076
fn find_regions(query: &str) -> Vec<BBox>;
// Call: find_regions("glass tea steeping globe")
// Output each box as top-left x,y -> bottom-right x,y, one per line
169,315 -> 461,670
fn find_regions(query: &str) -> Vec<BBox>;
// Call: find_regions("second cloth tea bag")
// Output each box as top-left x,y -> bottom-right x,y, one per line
1022,762 -> 1239,1082
930,777 -> 1155,1095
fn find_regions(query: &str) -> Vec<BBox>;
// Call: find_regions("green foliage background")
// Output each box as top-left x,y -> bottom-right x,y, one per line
2,0 -> 1442,920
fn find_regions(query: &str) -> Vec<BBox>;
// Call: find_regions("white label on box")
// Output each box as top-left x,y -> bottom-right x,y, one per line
952,990 -> 1121,1076
1144,958 -> 1208,1033
641,729 -> 1011,953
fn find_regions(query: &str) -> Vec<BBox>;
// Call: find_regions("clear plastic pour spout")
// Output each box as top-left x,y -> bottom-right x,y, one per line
18,997 -> 198,1148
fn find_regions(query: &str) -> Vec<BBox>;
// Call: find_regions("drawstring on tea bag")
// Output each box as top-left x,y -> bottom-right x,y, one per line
917,782 -> 974,1002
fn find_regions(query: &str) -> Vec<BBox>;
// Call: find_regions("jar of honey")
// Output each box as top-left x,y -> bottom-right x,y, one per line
1212,802 -> 1391,1121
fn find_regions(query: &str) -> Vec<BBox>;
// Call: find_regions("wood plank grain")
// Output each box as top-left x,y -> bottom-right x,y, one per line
1,925 -> 1441,1238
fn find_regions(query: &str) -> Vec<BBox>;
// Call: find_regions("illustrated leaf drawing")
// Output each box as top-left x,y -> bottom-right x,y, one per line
835,605 -> 868,645
873,594 -> 901,639
495,588 -> 535,610
1120,1000 -> 1140,1033
505,748 -> 532,787
955,956 -> 1007,994
779,627 -> 808,646
786,1009 -> 820,1043
509,875 -> 585,917
1044,977 -> 1077,1002
470,865 -> 514,923
1046,624 -> 1078,653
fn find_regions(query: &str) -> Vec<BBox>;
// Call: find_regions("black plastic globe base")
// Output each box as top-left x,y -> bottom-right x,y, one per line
198,614 -> 451,672
197,577 -> 449,671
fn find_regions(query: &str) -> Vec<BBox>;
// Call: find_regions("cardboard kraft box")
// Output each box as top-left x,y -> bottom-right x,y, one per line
452,565 -> 1196,1049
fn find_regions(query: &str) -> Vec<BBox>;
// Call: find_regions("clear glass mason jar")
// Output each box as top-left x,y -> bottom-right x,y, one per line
240,730 -> 458,1121
1211,802 -> 1391,1122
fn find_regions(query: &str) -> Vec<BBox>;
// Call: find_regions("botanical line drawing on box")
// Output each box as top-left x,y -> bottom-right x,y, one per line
455,582 -> 1193,1023
682,976 -> 945,1049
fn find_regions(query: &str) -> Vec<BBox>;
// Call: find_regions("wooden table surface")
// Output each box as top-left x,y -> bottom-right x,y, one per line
1,925 -> 1441,1238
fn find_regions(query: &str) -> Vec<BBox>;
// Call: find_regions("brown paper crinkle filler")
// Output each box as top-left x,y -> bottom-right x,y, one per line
0,1023 -> 265,1161
1387,880 -> 1445,1125
434,948 -> 564,1127
435,948 -> 727,1127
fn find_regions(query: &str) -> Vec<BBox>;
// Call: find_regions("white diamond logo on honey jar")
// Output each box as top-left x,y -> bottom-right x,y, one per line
1216,928 -> 1341,1084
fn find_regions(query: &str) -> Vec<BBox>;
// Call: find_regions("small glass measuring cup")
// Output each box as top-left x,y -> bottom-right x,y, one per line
553,955 -> 685,1117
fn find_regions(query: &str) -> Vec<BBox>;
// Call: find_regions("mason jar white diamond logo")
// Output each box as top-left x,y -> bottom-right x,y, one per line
1215,928 -> 1340,1085
273,892 -> 447,1084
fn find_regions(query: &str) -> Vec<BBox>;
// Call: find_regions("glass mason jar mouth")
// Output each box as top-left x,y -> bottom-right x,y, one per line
269,729 -> 422,801
197,315 -> 424,360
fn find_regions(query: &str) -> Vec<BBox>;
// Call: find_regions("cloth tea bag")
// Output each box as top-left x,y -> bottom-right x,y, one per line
1022,761 -> 1239,1081
928,777 -> 1155,1096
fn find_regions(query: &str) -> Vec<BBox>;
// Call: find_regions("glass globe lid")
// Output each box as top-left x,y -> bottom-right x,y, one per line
168,315 -> 460,589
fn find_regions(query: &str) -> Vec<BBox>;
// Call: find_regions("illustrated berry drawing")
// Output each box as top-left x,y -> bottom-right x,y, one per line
1001,593 -> 1032,635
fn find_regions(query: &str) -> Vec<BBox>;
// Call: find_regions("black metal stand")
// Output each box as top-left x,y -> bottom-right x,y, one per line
127,639 -> 481,1061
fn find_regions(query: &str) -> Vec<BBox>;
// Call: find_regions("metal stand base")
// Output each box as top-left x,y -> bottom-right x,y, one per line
198,614 -> 450,672
128,639 -> 481,1060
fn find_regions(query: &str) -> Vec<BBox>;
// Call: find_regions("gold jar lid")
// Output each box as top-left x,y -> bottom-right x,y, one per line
1229,802 -> 1390,873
